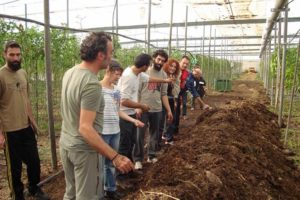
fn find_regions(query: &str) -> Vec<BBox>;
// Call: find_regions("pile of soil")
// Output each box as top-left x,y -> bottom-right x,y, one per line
123,100 -> 300,200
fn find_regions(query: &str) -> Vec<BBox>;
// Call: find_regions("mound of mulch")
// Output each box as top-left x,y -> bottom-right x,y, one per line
123,100 -> 300,200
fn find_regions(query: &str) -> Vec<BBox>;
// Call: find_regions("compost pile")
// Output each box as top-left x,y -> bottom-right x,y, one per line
124,100 -> 300,200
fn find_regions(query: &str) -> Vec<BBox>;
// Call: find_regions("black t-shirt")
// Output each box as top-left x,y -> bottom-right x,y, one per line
195,77 -> 206,97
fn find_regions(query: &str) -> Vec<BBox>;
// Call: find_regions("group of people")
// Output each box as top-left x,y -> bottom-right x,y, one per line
0,32 -> 210,200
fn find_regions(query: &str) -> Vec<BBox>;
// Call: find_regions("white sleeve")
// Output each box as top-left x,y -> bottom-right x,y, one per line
118,76 -> 132,100
140,72 -> 150,83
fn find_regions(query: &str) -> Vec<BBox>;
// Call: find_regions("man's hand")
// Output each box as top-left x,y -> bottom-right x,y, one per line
166,111 -> 173,123
0,131 -> 5,149
112,154 -> 134,174
140,104 -> 150,113
164,77 -> 175,84
135,108 -> 143,119
203,104 -> 211,110
134,119 -> 145,128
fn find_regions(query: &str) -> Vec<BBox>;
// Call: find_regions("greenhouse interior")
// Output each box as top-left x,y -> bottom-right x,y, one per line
0,0 -> 300,199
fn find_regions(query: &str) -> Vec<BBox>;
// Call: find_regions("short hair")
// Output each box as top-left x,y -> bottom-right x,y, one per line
107,59 -> 123,73
4,41 -> 21,52
181,55 -> 190,61
163,58 -> 180,77
80,32 -> 112,61
193,68 -> 202,75
152,49 -> 168,61
193,64 -> 201,69
134,53 -> 152,68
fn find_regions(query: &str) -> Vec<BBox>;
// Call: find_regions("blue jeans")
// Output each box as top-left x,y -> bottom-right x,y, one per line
181,90 -> 188,116
101,133 -> 120,192
174,89 -> 187,131
163,98 -> 175,142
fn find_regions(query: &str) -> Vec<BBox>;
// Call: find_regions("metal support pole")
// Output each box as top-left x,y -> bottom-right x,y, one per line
207,25 -> 212,88
168,0 -> 174,56
275,15 -> 282,109
202,25 -> 205,67
278,4 -> 289,127
267,40 -> 272,94
25,4 -> 27,29
184,6 -> 188,55
213,29 -> 216,87
116,0 -> 119,36
271,25 -> 277,106
66,0 -> 69,27
43,0 -> 57,170
147,0 -> 152,54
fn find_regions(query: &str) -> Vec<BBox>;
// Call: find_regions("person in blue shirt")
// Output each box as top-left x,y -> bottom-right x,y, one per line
186,67 -> 210,110
190,65 -> 207,110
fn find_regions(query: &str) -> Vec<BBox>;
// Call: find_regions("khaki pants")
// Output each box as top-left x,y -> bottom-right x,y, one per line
60,147 -> 103,200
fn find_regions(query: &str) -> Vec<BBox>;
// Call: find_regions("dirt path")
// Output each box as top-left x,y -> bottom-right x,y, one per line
1,72 -> 300,200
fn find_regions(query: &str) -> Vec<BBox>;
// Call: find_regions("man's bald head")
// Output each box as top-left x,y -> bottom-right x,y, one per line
192,68 -> 202,79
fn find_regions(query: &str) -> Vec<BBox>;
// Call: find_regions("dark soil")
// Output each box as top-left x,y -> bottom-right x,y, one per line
1,73 -> 300,200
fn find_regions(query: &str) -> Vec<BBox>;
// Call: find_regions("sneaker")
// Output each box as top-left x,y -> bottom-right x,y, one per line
24,188 -> 50,200
104,190 -> 123,200
116,178 -> 134,190
161,135 -> 167,140
190,107 -> 194,111
165,141 -> 174,145
147,157 -> 158,163
134,161 -> 143,170
183,115 -> 188,120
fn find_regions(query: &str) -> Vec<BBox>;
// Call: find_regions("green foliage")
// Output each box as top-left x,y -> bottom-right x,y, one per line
115,45 -> 146,68
270,47 -> 299,90
0,20 -> 80,134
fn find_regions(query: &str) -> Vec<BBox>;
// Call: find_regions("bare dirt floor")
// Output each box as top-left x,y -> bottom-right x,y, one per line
1,72 -> 300,200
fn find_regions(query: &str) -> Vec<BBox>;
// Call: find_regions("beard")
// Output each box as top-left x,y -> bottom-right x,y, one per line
8,61 -> 21,71
153,63 -> 162,71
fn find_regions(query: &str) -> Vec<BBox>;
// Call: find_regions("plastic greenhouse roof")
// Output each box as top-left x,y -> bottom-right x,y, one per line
1,0 -> 300,61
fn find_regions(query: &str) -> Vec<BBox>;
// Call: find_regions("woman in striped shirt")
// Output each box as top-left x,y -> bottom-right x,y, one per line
100,60 -> 144,199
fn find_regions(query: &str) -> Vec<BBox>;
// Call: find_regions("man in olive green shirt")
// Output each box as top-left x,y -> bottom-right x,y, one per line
0,41 -> 49,200
60,32 -> 133,200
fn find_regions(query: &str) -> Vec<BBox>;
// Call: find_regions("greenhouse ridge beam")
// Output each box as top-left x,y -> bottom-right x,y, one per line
120,35 -> 296,45
83,17 -> 300,32
165,43 -> 298,48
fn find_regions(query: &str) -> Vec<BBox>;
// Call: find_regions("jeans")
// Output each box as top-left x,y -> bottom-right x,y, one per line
174,89 -> 187,132
159,108 -> 166,147
191,94 -> 205,109
133,112 -> 161,161
163,98 -> 176,142
101,133 -> 120,192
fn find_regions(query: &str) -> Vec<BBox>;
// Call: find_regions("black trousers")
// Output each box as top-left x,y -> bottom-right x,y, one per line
4,126 -> 41,200
118,114 -> 137,162
117,114 -> 136,179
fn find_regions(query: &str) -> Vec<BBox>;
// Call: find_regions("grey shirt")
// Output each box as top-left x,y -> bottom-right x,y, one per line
60,65 -> 104,152
139,66 -> 167,112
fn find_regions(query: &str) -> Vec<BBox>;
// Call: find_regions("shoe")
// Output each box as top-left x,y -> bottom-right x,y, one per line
165,141 -> 174,145
161,135 -> 167,140
147,157 -> 158,163
183,115 -> 188,120
116,178 -> 134,190
24,188 -> 50,200
190,107 -> 194,111
104,190 -> 123,200
134,161 -> 143,170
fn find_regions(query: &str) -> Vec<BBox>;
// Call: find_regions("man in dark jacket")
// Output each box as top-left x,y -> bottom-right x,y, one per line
190,66 -> 206,110
186,68 -> 210,110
